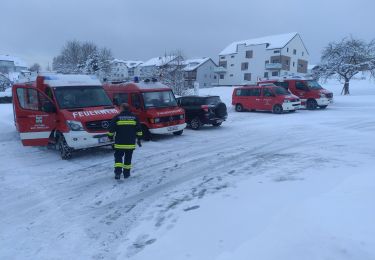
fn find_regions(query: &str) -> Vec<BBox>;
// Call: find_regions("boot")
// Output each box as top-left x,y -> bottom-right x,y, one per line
115,172 -> 121,180
123,170 -> 130,179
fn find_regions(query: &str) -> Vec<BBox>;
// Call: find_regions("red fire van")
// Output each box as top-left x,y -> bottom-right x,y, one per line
258,78 -> 333,110
12,73 -> 119,159
103,79 -> 186,140
232,85 -> 301,113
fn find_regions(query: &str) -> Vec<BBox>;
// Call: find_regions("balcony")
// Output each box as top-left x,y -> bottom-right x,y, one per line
265,63 -> 282,70
214,66 -> 227,74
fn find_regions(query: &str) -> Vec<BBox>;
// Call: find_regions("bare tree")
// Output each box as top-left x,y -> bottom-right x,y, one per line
156,50 -> 189,96
29,63 -> 41,72
316,37 -> 375,95
0,73 -> 12,91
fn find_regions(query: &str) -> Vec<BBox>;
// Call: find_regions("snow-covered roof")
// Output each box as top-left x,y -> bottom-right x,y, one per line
40,74 -> 102,87
111,59 -> 143,68
141,56 -> 177,67
219,32 -> 298,55
0,54 -> 28,68
183,57 -> 211,71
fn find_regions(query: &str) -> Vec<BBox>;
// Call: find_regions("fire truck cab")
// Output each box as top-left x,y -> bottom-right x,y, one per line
12,73 -> 119,159
258,78 -> 333,110
103,79 -> 186,140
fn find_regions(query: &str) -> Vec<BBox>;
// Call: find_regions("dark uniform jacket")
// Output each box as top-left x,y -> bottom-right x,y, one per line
108,110 -> 142,150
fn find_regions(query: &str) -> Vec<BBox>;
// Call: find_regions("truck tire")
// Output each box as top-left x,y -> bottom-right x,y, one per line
235,104 -> 244,112
57,134 -> 73,160
190,117 -> 202,130
306,99 -> 318,110
173,130 -> 183,135
272,104 -> 283,114
142,125 -> 152,141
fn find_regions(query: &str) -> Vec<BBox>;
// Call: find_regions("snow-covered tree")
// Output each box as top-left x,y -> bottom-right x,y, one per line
52,40 -> 113,80
0,73 -> 12,91
316,37 -> 375,95
29,63 -> 41,72
156,51 -> 189,96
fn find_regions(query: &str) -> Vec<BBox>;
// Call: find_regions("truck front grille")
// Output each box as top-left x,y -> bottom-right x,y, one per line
86,120 -> 111,131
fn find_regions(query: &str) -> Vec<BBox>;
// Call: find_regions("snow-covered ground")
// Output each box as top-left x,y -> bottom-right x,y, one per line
1,79 -> 375,260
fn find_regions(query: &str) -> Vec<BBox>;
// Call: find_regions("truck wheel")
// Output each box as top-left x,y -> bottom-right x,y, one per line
272,104 -> 283,114
235,104 -> 244,112
142,125 -> 152,141
319,105 -> 328,109
190,117 -> 201,130
212,122 -> 222,127
173,130 -> 183,135
306,99 -> 318,110
57,135 -> 72,160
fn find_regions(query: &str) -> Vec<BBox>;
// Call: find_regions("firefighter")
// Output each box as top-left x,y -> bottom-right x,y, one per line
108,103 -> 142,179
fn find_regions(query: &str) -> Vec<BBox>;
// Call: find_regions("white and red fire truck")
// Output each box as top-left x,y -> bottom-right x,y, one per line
12,73 -> 119,159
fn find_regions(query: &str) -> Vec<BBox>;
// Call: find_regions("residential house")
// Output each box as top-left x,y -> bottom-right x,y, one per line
217,32 -> 309,85
109,59 -> 143,82
0,54 -> 28,74
183,58 -> 218,88
140,56 -> 183,79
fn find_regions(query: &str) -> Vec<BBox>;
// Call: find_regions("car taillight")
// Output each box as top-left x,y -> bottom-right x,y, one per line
201,105 -> 210,112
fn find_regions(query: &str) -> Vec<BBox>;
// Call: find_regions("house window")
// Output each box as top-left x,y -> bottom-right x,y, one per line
293,62 -> 295,67
287,48 -> 289,52
293,49 -> 297,55
265,60 -> 269,64
244,73 -> 251,81
286,60 -> 289,65
241,62 -> 249,70
245,50 -> 253,58
219,60 -> 227,68
272,71 -> 279,76
231,64 -> 234,67
302,51 -> 304,56
231,55 -> 235,58
274,50 -> 280,54
220,56 -> 225,59
230,74 -> 233,77
214,75 -> 217,79
264,72 -> 269,78
220,74 -> 224,79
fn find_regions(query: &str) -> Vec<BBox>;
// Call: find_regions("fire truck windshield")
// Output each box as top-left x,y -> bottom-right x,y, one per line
142,90 -> 177,108
306,80 -> 323,90
54,86 -> 113,109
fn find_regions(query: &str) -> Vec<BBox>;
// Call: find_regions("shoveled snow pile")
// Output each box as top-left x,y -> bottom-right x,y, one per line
0,78 -> 375,260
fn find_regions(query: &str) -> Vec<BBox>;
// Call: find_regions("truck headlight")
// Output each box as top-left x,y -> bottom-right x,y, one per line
320,93 -> 326,98
284,99 -> 291,103
150,118 -> 161,124
67,120 -> 84,131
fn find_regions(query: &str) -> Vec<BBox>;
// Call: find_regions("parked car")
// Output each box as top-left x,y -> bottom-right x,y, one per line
258,78 -> 333,110
232,85 -> 301,114
176,95 -> 227,130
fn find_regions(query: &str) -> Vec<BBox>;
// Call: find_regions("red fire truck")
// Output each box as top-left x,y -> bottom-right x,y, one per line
103,79 -> 186,140
12,73 -> 119,159
258,78 -> 333,110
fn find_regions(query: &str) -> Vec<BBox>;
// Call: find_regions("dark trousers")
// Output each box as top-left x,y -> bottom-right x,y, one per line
114,149 -> 134,174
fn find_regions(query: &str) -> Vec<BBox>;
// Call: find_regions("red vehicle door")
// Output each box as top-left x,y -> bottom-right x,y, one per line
261,87 -> 275,111
130,93 -> 144,121
294,81 -> 309,100
251,87 -> 263,110
13,86 -> 56,146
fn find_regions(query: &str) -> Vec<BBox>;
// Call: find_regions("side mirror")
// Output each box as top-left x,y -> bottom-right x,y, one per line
42,101 -> 56,113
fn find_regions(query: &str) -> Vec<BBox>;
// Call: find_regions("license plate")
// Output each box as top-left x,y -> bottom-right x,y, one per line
167,126 -> 178,131
98,136 -> 109,143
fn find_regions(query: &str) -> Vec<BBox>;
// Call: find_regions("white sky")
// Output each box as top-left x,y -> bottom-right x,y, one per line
0,0 -> 374,68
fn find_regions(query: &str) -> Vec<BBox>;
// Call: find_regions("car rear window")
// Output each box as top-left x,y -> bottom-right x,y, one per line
203,96 -> 221,105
